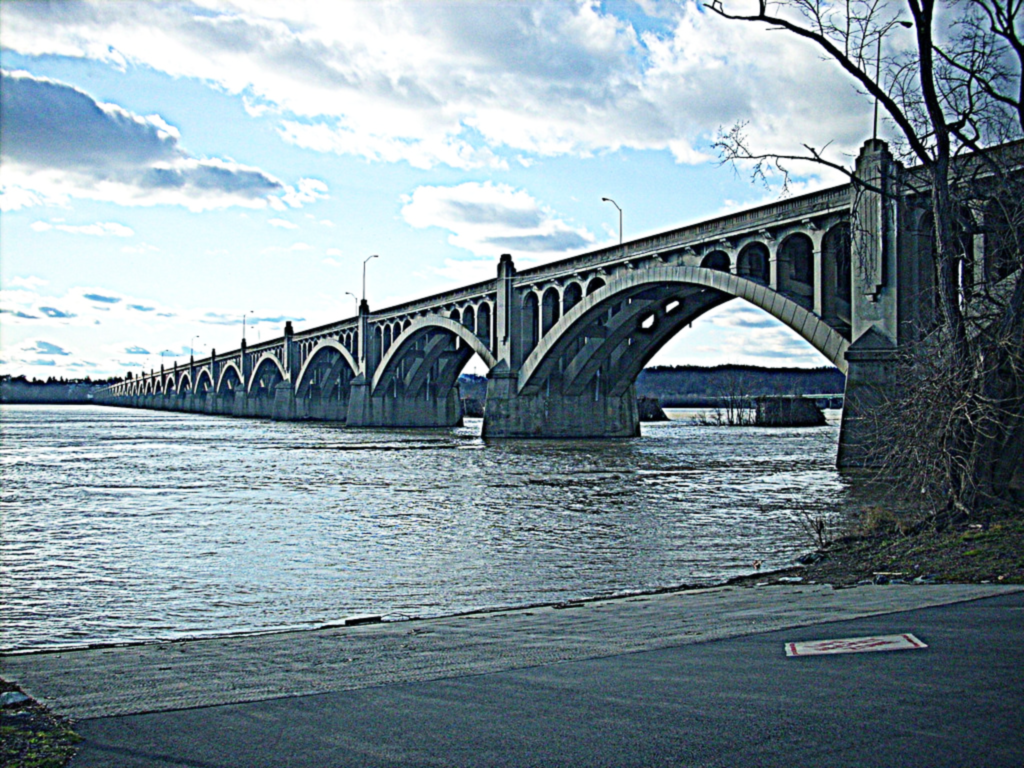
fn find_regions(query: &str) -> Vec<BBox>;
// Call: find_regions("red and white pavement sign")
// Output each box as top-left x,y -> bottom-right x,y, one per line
785,633 -> 927,657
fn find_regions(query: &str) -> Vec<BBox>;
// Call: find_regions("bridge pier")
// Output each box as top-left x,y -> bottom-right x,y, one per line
482,366 -> 640,438
271,381 -> 296,421
837,330 -> 897,467
346,377 -> 463,428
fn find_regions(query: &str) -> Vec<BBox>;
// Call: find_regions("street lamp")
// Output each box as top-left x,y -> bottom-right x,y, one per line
362,254 -> 379,302
345,291 -> 359,315
190,335 -> 200,360
242,310 -> 254,343
873,20 -> 914,140
602,197 -> 623,245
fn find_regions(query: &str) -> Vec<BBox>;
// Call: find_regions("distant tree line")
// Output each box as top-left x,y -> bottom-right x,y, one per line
0,374 -> 126,404
459,365 -> 845,407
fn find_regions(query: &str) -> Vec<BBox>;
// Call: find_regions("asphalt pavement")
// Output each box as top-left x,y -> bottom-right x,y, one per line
52,588 -> 1024,767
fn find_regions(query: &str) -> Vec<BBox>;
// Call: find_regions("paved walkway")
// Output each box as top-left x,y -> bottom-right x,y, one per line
3,584 -> 1022,766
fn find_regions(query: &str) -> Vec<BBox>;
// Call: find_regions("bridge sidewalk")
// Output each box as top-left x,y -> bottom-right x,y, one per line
4,584 -> 1022,766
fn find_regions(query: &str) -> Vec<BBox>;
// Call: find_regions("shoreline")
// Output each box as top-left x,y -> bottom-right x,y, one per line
1,565 -> 801,658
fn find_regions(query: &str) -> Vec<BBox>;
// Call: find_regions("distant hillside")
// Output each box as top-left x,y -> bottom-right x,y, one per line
0,376 -> 121,404
458,365 -> 845,406
636,365 -> 844,406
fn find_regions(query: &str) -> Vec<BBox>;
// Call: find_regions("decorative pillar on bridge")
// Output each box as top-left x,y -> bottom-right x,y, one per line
271,321 -> 298,420
838,139 -> 902,467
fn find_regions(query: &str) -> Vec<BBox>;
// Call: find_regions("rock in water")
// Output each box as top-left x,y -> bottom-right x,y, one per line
637,396 -> 669,422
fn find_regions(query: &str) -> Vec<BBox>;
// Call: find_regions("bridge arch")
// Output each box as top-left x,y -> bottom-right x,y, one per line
519,265 -> 849,398
294,339 -> 359,396
371,315 -> 497,397
216,361 -> 244,395
196,368 -> 214,394
178,371 -> 193,394
247,353 -> 288,395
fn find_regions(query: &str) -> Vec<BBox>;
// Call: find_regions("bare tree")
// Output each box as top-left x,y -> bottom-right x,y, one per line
708,0 -> 1024,521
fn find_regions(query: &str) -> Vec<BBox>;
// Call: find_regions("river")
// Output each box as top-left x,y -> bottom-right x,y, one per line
0,405 -> 850,652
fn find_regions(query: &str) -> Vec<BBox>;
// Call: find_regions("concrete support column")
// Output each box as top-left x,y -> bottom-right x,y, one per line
346,380 -> 462,427
768,242 -> 780,291
837,329 -> 897,468
495,254 -> 516,367
271,380 -> 296,420
483,372 -> 640,438
811,231 -> 825,317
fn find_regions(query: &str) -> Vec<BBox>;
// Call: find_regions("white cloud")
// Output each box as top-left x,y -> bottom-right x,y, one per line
0,1 -> 874,173
31,220 -> 134,237
268,218 -> 298,229
4,275 -> 48,290
401,181 -> 593,260
0,70 -> 325,211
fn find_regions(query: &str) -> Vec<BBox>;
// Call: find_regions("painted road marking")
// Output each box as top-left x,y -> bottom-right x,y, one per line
785,633 -> 927,657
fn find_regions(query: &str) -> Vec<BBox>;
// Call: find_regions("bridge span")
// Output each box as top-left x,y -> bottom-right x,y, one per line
97,141 -> 1008,467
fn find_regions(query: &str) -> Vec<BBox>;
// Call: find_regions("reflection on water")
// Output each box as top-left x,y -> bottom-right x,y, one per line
0,405 -> 850,652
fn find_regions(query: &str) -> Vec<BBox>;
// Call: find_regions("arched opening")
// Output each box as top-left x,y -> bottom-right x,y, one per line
249,357 -> 285,414
517,270 -> 848,432
737,242 -> 770,284
983,198 -> 1021,283
587,277 -> 606,295
541,287 -> 561,336
822,223 -> 852,331
563,282 -> 583,315
778,233 -> 814,309
463,305 -> 476,334
477,302 -> 492,349
522,291 -> 539,358
701,250 -> 731,272
295,343 -> 357,421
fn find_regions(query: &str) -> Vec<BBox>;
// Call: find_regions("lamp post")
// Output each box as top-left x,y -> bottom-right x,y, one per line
242,310 -> 254,344
345,291 -> 359,314
362,254 -> 379,302
190,335 -> 200,360
873,21 -> 913,140
602,197 -> 622,245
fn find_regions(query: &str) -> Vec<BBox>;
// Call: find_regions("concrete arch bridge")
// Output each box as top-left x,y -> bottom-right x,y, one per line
98,141 -> 1018,466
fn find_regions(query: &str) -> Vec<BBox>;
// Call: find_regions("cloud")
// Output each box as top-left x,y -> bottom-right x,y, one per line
0,70 -> 326,211
121,243 -> 160,254
268,218 -> 298,229
125,345 -> 150,355
1,309 -> 38,319
0,2 -> 873,175
83,293 -> 121,304
5,276 -> 48,290
31,220 -> 134,237
711,306 -> 781,329
38,306 -> 77,318
401,182 -> 593,258
29,340 -> 71,356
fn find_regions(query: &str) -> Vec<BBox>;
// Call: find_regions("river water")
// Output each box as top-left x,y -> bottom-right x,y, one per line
0,405 -> 851,653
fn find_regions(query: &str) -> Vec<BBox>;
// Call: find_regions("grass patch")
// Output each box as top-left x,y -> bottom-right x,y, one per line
0,680 -> 80,768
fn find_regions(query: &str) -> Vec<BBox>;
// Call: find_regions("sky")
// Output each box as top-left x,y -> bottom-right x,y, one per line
0,0 -> 889,379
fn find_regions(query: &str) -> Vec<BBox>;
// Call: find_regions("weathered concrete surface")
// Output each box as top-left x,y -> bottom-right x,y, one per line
65,591 -> 1024,768
2,583 -> 1017,720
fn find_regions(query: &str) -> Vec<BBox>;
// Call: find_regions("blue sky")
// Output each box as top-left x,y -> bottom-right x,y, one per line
0,0 -> 883,378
